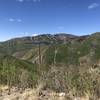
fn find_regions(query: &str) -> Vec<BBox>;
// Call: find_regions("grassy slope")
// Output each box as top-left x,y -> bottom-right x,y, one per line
0,55 -> 38,88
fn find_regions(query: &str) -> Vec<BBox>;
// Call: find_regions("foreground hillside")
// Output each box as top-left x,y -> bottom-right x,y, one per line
0,32 -> 100,99
0,55 -> 38,88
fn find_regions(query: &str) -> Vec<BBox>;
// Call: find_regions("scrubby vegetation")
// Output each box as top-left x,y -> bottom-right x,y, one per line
0,55 -> 38,90
0,32 -> 100,99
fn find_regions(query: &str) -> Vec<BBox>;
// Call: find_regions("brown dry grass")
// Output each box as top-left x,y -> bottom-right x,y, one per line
0,85 -> 91,100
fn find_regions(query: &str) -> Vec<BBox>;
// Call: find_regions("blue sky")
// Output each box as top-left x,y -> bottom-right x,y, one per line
0,0 -> 100,41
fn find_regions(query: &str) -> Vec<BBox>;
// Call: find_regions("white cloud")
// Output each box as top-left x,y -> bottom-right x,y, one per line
88,3 -> 99,9
9,18 -> 15,22
8,18 -> 22,23
17,19 -> 22,22
16,0 -> 40,3
33,0 -> 41,2
32,33 -> 39,36
17,0 -> 24,2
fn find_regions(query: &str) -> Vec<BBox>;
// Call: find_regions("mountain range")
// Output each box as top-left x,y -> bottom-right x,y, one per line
0,32 -> 100,99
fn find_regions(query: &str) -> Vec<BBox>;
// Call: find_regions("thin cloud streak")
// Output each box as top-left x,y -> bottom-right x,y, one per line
8,18 -> 22,23
16,0 -> 24,2
88,3 -> 99,9
9,18 -> 15,22
17,0 -> 41,3
17,19 -> 22,22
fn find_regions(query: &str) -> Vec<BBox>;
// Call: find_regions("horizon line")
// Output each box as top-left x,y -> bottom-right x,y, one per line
0,31 -> 99,42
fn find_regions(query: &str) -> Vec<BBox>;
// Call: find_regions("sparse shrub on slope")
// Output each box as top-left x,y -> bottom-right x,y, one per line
0,55 -> 38,90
